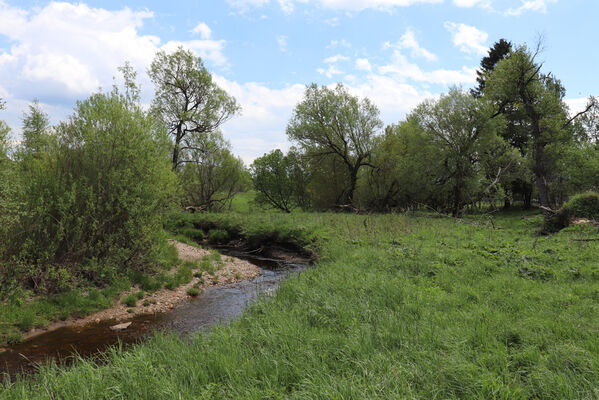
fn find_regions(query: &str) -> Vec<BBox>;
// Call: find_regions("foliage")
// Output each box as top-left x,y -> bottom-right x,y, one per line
250,148 -> 310,212
179,131 -> 250,211
484,44 -> 596,211
287,83 -> 383,206
149,47 -> 240,170
412,88 -> 508,216
20,99 -> 52,156
472,38 -> 512,98
0,70 -> 176,291
563,192 -> 599,220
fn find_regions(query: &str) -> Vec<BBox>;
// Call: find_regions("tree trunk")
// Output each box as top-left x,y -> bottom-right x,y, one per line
534,140 -> 553,214
172,126 -> 183,171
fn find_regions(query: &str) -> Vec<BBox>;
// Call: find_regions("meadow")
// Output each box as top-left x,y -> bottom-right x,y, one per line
2,209 -> 599,399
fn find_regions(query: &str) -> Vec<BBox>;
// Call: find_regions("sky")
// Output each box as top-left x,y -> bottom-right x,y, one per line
0,0 -> 597,164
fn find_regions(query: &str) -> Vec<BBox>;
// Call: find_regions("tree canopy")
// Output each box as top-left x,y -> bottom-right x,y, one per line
149,47 -> 240,170
287,83 -> 382,206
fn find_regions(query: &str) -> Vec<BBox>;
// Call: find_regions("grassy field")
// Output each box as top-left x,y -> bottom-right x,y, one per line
2,210 -> 599,399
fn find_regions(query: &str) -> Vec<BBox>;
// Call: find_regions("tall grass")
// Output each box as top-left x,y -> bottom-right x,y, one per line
2,211 -> 599,399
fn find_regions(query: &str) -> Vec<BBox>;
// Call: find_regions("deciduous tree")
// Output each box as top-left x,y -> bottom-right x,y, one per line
149,47 -> 240,170
287,83 -> 382,206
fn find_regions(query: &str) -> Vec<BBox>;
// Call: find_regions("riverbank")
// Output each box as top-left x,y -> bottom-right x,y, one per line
0,241 -> 260,348
2,211 -> 599,398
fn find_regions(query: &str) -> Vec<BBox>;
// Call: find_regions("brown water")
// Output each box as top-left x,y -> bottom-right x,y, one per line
0,250 -> 307,380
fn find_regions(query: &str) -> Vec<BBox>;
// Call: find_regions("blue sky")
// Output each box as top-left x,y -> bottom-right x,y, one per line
0,0 -> 596,163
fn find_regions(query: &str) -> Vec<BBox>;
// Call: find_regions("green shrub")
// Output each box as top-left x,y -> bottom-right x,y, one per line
122,293 -> 137,307
182,228 -> 204,242
207,229 -> 229,243
564,192 -> 599,220
1,81 -> 175,293
187,287 -> 200,297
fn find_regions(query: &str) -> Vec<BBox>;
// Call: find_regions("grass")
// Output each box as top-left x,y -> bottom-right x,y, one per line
2,211 -> 599,399
0,241 -> 185,346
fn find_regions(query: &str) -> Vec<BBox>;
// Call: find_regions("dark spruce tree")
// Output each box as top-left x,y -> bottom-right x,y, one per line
471,39 -> 512,98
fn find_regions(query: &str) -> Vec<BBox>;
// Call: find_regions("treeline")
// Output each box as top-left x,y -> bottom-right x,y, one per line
0,41 -> 597,296
251,40 -> 599,216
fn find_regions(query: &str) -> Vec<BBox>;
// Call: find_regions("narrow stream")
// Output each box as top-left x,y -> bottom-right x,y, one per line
0,249 -> 308,380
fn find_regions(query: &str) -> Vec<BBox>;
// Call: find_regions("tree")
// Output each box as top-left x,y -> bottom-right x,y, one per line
471,39 -> 512,98
21,99 -> 52,156
413,88 -> 507,217
485,44 -> 597,212
287,83 -> 382,206
250,149 -> 308,213
0,98 -> 10,159
149,47 -> 240,170
179,131 -> 249,211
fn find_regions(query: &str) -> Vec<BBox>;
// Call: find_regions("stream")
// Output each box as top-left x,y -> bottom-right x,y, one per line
0,248 -> 308,380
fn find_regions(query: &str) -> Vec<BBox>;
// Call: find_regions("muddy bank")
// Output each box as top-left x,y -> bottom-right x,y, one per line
0,245 -> 309,380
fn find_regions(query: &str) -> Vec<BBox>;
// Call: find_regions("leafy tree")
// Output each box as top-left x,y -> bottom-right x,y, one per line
413,88 -> 507,216
287,83 -> 382,206
21,99 -> 51,155
485,44 -> 597,212
472,39 -> 511,98
250,149 -> 308,213
362,120 -> 437,211
149,47 -> 240,170
179,131 -> 250,211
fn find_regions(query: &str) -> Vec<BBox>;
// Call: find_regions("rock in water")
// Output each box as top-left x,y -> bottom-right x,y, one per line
109,322 -> 132,331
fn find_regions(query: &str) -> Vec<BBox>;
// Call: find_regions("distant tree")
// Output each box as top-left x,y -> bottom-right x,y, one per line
21,99 -> 51,156
485,44 -> 597,212
471,39 -> 512,98
179,131 -> 249,211
413,88 -> 507,217
250,149 -> 309,213
149,47 -> 240,170
0,98 -> 10,159
287,83 -> 383,206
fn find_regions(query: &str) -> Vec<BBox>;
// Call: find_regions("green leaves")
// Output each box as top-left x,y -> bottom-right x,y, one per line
148,47 -> 240,170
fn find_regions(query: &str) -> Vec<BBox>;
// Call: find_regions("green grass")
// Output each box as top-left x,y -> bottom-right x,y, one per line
2,211 -> 599,399
0,241 -> 183,346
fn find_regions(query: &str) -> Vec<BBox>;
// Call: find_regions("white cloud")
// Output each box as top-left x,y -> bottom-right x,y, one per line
328,39 -> 352,48
317,64 -> 344,79
212,75 -> 306,163
190,22 -> 212,39
0,1 -> 231,146
378,50 -> 477,84
453,0 -> 489,7
324,54 -> 350,63
505,0 -> 557,16
277,35 -> 288,52
229,0 -> 443,13
444,22 -> 488,55
0,2 -> 228,102
355,58 -> 372,71
565,97 -> 592,117
385,28 -> 437,61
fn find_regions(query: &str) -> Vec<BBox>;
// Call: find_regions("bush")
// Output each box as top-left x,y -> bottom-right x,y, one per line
122,293 -> 138,307
207,229 -> 229,243
187,287 -> 200,297
564,192 -> 599,220
1,82 -> 176,292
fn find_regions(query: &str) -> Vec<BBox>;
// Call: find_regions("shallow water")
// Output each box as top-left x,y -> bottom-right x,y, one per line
0,250 -> 307,380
